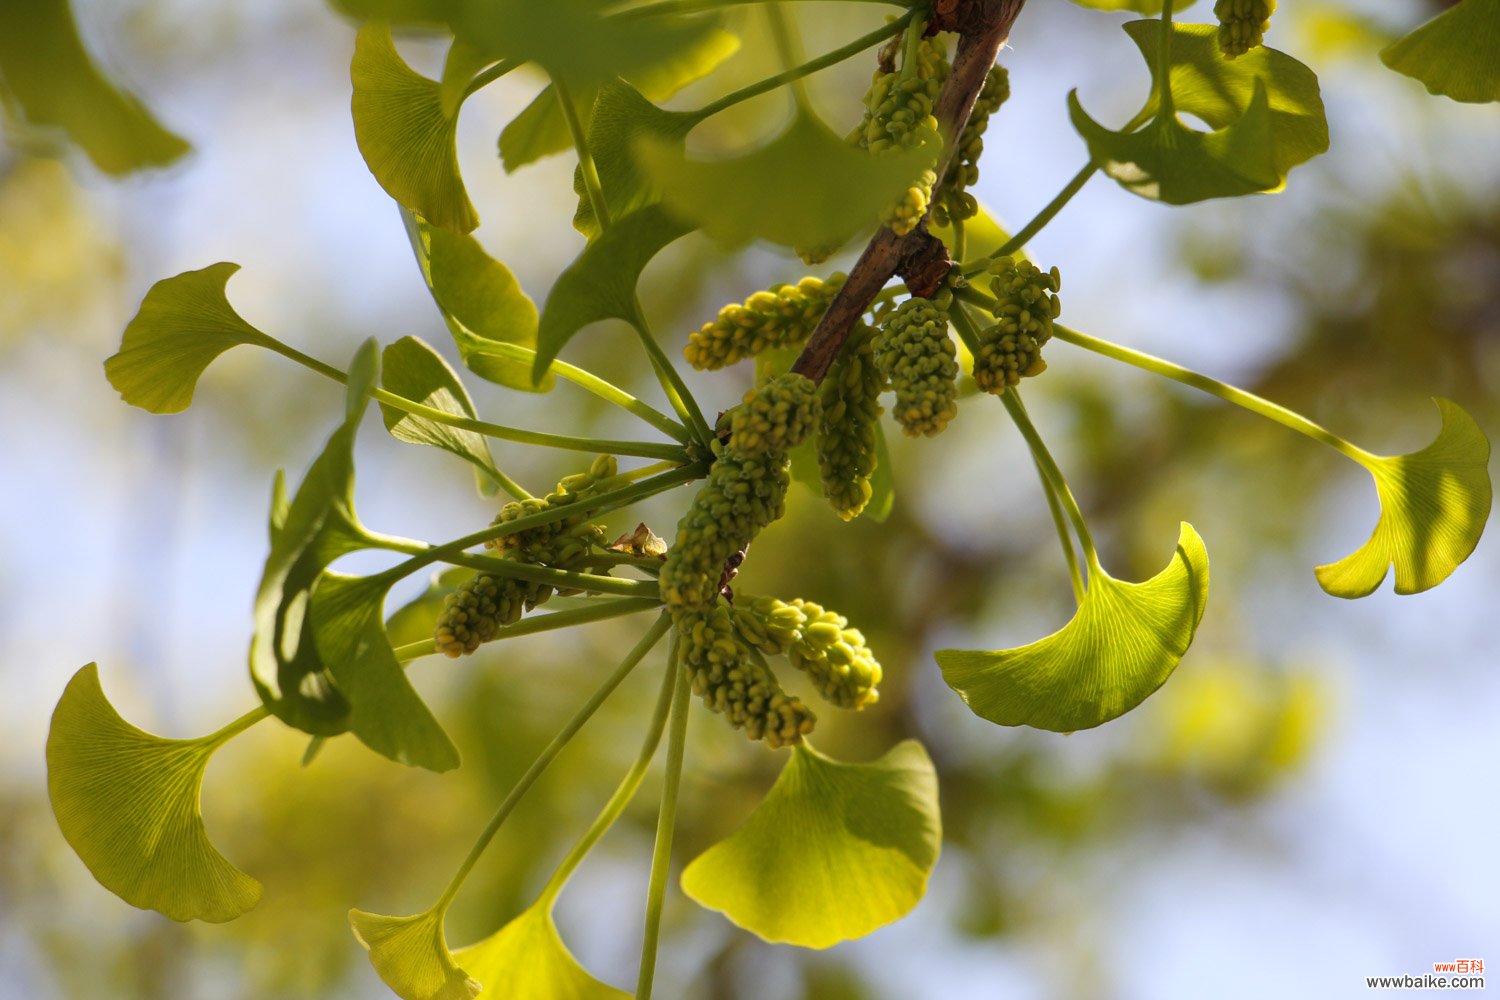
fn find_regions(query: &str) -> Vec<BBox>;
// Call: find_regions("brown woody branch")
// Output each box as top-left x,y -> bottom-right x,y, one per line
790,0 -> 1027,385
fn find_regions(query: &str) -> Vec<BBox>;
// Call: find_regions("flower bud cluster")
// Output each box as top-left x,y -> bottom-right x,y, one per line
684,274 -> 846,371
727,373 -> 821,454
732,596 -> 882,709
659,447 -> 792,611
1215,0 -> 1276,58
973,260 -> 1061,394
816,325 -> 885,520
931,65 -> 1010,229
678,605 -> 816,748
486,455 -> 616,567
850,36 -> 948,237
872,296 -> 959,437
434,572 -> 552,657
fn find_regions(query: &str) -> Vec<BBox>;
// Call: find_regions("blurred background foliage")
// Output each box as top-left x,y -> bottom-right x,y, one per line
0,0 -> 1495,998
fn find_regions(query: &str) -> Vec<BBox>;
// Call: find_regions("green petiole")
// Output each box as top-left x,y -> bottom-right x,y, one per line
631,299 -> 716,446
1000,388 -> 1102,574
635,632 -> 691,1000
556,73 -> 612,232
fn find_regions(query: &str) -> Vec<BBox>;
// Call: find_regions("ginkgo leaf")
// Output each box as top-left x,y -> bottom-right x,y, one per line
1070,82 -> 1280,204
352,22 -> 478,233
681,741 -> 941,949
937,523 -> 1210,732
47,664 -> 262,923
572,80 -> 698,238
636,110 -> 939,250
1122,20 -> 1330,178
381,337 -> 503,490
351,907 -> 481,1000
532,204 -> 690,381
0,0 -> 189,174
330,0 -> 450,26
104,263 -> 280,414
499,85 -> 577,175
1316,398 -> 1492,598
453,903 -> 630,999
1380,0 -> 1500,104
309,571 -> 460,772
402,214 -> 548,392
250,343 -> 385,737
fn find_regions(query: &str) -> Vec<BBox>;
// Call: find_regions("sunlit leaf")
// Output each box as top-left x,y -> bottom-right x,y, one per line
381,337 -> 503,491
329,0 -> 450,26
448,0 -> 720,91
937,523 -> 1210,731
573,80 -> 698,238
533,204 -> 690,381
309,571 -> 460,772
502,29 -> 736,176
1380,0 -> 1500,104
402,215 -> 548,392
0,0 -> 188,174
1070,82 -> 1279,204
681,741 -> 941,949
453,903 -> 630,998
352,22 -> 478,233
440,37 -> 491,119
1069,0 -> 1197,11
351,907 -> 481,1000
866,422 -> 895,523
47,664 -> 262,923
1123,20 -> 1330,178
104,263 -> 280,414
1316,399 -> 1491,598
250,342 -> 384,737
637,111 -> 938,250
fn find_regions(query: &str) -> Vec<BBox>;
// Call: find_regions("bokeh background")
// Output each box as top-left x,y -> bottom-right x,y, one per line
1,1 -> 1496,998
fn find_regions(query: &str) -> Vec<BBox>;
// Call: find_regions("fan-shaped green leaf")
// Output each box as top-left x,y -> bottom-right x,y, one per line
1316,399 -> 1492,598
47,664 -> 262,923
572,80 -> 699,238
453,903 -> 630,999
381,336 -> 503,490
532,204 -> 690,381
0,0 -> 188,174
1070,82 -> 1279,204
352,22 -> 478,233
681,741 -> 941,949
1122,20 -> 1330,178
250,344 -> 384,737
1380,0 -> 1500,104
937,523 -> 1210,732
309,571 -> 460,772
637,111 -> 938,250
402,215 -> 547,392
104,263 -> 280,414
329,0 -> 450,26
351,907 -> 481,1000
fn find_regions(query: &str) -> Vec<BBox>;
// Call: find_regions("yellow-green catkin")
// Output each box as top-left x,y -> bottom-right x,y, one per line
931,65 -> 1010,229
816,324 -> 885,520
1215,0 -> 1275,58
659,447 -> 792,612
850,34 -> 948,237
973,260 -> 1061,394
434,573 -> 552,657
872,296 -> 959,437
727,373 -> 821,453
678,605 -> 816,748
732,596 -> 882,709
684,274 -> 847,371
486,455 -> 616,568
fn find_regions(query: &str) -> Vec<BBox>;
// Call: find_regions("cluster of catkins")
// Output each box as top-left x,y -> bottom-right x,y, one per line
931,64 -> 1009,229
973,260 -> 1061,394
1214,0 -> 1276,58
433,456 -> 617,657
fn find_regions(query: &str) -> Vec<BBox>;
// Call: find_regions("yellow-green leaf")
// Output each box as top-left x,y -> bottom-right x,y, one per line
351,907 -> 481,1000
1316,399 -> 1492,598
636,110 -> 938,250
453,903 -> 630,999
47,665 -> 262,923
104,263 -> 280,414
0,0 -> 188,174
352,22 -> 478,233
1070,82 -> 1279,204
937,523 -> 1210,732
572,80 -> 698,239
681,741 -> 941,949
1381,0 -> 1500,104
381,336 -> 503,489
